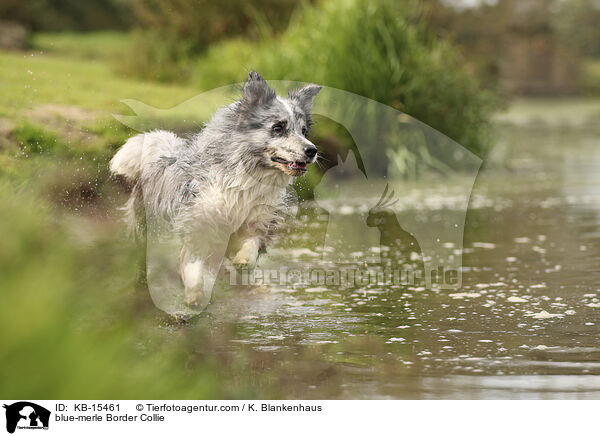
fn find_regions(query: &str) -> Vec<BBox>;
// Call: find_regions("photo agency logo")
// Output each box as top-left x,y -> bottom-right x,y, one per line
3,402 -> 50,433
114,79 -> 481,316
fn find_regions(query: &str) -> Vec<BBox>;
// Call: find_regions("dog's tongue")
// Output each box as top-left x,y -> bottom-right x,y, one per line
290,162 -> 306,169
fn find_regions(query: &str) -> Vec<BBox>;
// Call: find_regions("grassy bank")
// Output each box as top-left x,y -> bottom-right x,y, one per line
0,49 -> 198,119
0,41 -> 209,207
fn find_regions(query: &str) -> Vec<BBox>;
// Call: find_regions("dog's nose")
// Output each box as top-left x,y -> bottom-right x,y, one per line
304,146 -> 317,159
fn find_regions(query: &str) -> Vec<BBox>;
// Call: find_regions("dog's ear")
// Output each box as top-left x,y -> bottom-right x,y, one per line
289,84 -> 322,113
242,71 -> 276,109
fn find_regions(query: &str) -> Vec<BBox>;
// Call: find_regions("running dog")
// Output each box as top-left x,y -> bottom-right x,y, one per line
110,71 -> 321,307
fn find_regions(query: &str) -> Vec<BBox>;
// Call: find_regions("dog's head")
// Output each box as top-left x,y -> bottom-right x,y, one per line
235,71 -> 322,177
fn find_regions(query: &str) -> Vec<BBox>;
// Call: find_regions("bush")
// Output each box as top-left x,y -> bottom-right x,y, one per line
193,0 -> 498,173
123,0 -> 304,80
0,0 -> 132,32
264,0 -> 496,157
120,29 -> 196,82
131,0 -> 302,53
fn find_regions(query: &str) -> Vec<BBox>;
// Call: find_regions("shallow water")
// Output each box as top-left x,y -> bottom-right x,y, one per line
175,124 -> 600,399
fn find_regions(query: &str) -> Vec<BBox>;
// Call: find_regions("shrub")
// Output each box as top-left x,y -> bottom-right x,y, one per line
119,29 -> 196,82
123,0 -> 304,80
193,0 -> 498,175
257,0 -> 497,161
131,0 -> 302,53
0,0 -> 132,32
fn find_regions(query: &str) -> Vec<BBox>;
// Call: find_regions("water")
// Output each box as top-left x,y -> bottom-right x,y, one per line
160,123 -> 600,399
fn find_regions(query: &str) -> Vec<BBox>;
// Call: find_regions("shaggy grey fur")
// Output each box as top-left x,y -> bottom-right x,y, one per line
111,71 -> 321,308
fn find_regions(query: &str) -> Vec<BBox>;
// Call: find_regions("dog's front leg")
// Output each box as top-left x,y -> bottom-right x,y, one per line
180,257 -> 212,307
180,245 -> 222,308
232,236 -> 261,269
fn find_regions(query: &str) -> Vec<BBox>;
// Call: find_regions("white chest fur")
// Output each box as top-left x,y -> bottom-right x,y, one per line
189,170 -> 290,233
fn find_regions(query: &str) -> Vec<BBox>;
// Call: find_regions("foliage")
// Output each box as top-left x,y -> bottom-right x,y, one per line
131,0 -> 302,53
193,0 -> 498,172
119,29 -> 196,82
111,0 -> 498,169
122,0 -> 304,80
552,0 -> 600,58
0,0 -> 132,31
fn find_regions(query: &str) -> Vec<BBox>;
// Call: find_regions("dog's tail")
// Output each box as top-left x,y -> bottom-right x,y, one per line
110,130 -> 182,181
111,130 -> 183,243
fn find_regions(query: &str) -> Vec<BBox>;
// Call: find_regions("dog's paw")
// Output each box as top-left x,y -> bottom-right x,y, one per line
232,259 -> 253,270
185,293 -> 202,307
232,250 -> 258,269
184,290 -> 210,309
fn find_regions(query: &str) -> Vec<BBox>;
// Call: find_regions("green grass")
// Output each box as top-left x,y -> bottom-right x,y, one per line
0,42 -> 226,160
0,42 -> 209,185
0,39 -> 209,226
0,36 -> 239,219
0,49 -> 200,119
30,31 -> 129,61
14,122 -> 60,155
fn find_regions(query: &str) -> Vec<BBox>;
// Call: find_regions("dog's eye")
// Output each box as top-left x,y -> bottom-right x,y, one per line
272,123 -> 285,134
301,127 -> 307,136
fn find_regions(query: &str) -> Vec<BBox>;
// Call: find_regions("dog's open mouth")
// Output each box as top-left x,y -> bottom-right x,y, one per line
271,157 -> 308,173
